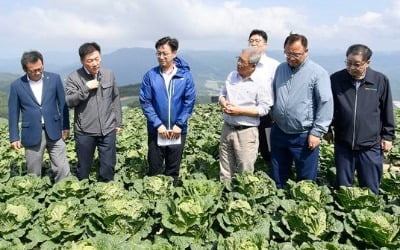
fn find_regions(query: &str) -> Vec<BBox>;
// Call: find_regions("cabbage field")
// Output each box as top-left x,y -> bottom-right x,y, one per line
0,104 -> 399,249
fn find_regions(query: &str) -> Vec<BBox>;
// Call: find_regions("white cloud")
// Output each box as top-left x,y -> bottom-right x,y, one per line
0,0 -> 399,56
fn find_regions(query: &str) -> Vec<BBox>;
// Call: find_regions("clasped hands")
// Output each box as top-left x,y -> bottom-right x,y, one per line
157,125 -> 181,139
221,100 -> 242,116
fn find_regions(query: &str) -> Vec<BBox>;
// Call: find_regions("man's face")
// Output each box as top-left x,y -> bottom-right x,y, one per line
237,51 -> 256,78
248,34 -> 267,53
81,50 -> 101,75
284,40 -> 308,68
25,60 -> 43,82
156,44 -> 176,69
345,54 -> 369,79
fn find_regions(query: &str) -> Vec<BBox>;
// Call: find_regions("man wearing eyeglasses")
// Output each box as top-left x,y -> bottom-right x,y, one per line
140,36 -> 196,186
219,47 -> 271,181
326,44 -> 395,194
271,33 -> 333,188
247,29 -> 280,166
8,50 -> 70,183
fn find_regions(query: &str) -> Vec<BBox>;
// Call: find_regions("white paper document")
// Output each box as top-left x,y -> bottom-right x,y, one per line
157,135 -> 182,146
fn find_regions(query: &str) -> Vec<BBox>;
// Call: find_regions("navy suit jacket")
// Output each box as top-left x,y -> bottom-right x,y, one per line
8,71 -> 70,147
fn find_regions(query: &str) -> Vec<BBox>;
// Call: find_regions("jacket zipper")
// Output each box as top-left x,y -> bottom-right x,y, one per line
351,84 -> 359,149
167,78 -> 174,130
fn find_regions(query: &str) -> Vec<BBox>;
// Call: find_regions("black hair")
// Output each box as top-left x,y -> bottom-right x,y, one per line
346,44 -> 373,61
155,36 -> 179,52
79,42 -> 101,59
283,33 -> 308,48
21,51 -> 43,71
248,29 -> 268,42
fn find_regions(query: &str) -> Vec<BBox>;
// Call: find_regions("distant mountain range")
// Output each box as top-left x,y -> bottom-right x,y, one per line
0,48 -> 399,99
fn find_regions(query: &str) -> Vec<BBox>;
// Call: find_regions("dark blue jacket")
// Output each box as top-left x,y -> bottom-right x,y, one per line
139,57 -> 196,135
330,68 -> 395,150
8,72 -> 70,147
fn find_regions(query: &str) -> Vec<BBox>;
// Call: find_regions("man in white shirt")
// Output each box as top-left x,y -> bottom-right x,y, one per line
248,29 -> 280,166
8,51 -> 70,183
219,47 -> 271,181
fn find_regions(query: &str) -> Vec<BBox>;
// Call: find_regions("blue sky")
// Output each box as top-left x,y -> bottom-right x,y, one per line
0,0 -> 399,57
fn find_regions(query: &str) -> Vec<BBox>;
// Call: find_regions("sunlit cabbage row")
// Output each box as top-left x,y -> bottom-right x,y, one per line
0,104 -> 399,249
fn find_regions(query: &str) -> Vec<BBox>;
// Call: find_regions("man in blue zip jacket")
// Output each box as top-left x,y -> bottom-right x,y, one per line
327,44 -> 395,194
139,36 -> 196,186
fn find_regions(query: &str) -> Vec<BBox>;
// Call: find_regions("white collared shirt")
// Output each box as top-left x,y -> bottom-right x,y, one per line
28,75 -> 44,123
251,53 -> 280,107
220,70 -> 271,126
161,65 -> 177,91
28,76 -> 43,105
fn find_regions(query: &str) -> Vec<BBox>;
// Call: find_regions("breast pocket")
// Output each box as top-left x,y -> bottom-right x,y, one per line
101,81 -> 113,98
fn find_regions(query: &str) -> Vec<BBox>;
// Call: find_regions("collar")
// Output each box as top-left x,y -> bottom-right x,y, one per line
161,65 -> 176,75
345,67 -> 374,85
289,57 -> 308,72
83,67 -> 99,78
27,74 -> 43,84
237,71 -> 255,82
258,53 -> 267,66
360,67 -> 374,84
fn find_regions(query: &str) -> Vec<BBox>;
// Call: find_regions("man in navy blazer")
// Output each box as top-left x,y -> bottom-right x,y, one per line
8,50 -> 70,183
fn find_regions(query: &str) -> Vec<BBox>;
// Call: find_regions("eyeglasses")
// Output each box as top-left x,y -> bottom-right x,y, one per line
236,56 -> 252,66
248,39 -> 264,44
156,52 -> 172,58
26,67 -> 43,74
284,52 -> 305,59
345,60 -> 367,68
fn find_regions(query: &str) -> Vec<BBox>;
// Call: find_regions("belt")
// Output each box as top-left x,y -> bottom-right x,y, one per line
225,123 -> 254,130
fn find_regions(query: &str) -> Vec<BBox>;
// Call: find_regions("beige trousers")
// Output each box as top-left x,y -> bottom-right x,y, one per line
219,123 -> 259,181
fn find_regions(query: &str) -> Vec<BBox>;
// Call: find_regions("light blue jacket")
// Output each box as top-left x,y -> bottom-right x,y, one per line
139,57 -> 196,135
272,58 -> 333,137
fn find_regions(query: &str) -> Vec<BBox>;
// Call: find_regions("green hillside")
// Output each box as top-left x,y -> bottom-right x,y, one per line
0,72 -> 18,93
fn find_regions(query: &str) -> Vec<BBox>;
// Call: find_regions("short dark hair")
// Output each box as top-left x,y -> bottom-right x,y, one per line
248,29 -> 268,42
284,33 -> 308,48
21,51 -> 43,71
155,36 -> 179,52
79,42 -> 101,59
346,44 -> 373,61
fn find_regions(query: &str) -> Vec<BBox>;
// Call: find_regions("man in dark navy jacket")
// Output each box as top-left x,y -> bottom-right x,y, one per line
8,51 -> 70,183
327,44 -> 395,193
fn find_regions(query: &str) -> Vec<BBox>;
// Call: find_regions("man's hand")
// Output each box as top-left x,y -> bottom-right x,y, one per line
219,97 -> 230,110
381,139 -> 392,152
157,125 -> 169,139
323,132 -> 334,144
223,103 -> 242,116
170,125 -> 182,139
115,127 -> 122,134
62,130 -> 70,140
86,79 -> 99,90
11,141 -> 22,150
308,134 -> 321,150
